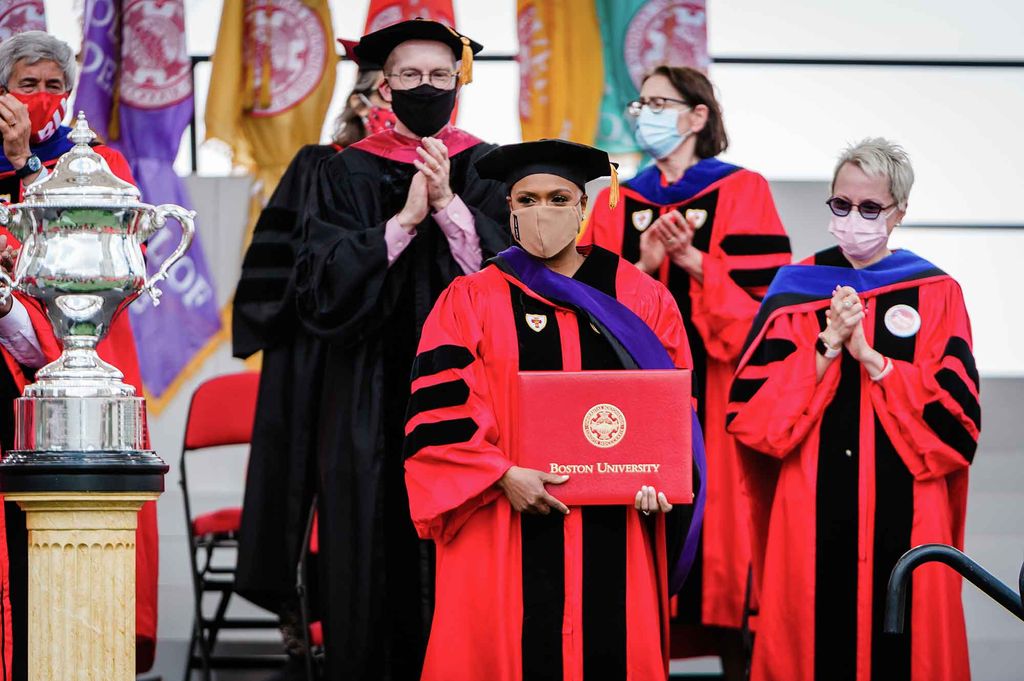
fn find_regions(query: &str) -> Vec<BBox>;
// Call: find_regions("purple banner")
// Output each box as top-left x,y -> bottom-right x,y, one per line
78,0 -> 221,400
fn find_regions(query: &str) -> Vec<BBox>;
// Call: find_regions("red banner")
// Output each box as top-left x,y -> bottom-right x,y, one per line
364,0 -> 454,33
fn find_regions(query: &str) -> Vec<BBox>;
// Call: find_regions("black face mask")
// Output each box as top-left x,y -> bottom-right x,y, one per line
390,83 -> 457,137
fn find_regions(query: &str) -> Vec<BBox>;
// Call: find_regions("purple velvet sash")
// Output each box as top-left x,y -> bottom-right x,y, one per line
498,246 -> 707,592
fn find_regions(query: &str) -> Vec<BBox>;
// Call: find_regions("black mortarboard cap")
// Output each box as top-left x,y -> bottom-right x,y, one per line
475,139 -> 620,208
337,38 -> 382,71
354,19 -> 483,84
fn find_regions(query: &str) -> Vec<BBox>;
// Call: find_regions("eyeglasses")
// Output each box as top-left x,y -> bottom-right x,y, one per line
825,197 -> 896,220
386,69 -> 459,89
626,96 -> 689,117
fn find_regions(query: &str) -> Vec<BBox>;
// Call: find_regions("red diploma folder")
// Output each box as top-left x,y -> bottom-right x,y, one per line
514,370 -> 693,506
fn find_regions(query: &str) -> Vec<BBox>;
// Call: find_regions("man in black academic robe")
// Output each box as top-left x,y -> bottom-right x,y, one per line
293,19 -> 510,681
232,143 -> 338,673
231,42 -> 395,677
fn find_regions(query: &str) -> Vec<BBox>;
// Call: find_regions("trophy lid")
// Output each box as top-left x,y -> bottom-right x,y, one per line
21,112 -> 142,204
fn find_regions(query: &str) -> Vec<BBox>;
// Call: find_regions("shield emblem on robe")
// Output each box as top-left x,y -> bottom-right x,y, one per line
684,208 -> 708,229
632,209 -> 654,231
525,314 -> 548,332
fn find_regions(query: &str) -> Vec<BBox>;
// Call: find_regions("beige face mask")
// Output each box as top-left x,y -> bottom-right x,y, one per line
510,204 -> 584,259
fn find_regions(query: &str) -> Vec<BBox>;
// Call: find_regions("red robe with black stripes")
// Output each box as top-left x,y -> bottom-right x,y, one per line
581,165 -> 790,631
405,247 -> 692,681
726,248 -> 976,681
0,146 -> 159,674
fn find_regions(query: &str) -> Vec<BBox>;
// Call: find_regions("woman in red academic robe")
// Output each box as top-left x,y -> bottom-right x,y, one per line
581,65 -> 791,671
404,140 -> 706,680
727,138 -> 976,681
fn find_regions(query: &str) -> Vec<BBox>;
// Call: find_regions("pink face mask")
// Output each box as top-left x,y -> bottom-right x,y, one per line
828,210 -> 892,261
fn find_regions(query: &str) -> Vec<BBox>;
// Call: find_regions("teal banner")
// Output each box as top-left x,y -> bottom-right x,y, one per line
595,0 -> 709,153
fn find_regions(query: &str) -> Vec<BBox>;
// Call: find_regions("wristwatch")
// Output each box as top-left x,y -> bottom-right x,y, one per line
14,154 -> 41,180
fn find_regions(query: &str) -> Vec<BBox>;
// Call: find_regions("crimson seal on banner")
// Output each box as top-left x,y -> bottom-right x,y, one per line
623,0 -> 710,85
0,0 -> 45,42
245,0 -> 328,117
120,0 -> 193,110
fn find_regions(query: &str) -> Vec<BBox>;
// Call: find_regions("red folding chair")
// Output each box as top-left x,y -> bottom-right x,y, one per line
180,371 -> 283,680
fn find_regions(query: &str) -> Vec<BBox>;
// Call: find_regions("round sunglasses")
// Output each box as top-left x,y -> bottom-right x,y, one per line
826,197 -> 895,220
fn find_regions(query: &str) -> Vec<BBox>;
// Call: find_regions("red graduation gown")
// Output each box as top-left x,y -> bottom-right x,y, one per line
581,165 -> 791,629
0,145 -> 159,674
404,247 -> 691,681
726,248 -> 976,681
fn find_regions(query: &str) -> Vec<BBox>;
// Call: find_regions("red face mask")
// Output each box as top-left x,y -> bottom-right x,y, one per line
10,91 -> 68,144
364,106 -> 397,135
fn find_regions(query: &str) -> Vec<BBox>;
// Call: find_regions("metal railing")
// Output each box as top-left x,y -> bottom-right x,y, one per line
884,543 -> 1024,634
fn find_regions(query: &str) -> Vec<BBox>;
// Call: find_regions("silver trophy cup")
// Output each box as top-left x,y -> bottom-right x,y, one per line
0,113 -> 193,457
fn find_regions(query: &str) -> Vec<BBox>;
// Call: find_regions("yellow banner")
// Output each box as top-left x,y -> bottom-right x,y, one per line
205,0 -> 336,221
516,0 -> 603,143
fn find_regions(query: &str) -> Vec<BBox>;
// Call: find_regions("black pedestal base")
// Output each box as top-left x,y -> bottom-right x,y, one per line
0,450 -> 169,493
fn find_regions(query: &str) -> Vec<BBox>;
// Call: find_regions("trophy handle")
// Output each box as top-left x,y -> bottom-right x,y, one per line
0,205 -> 16,306
0,203 -> 26,242
142,204 -> 195,307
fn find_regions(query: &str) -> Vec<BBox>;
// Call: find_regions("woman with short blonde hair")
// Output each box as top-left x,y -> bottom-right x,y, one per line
728,137 -> 976,681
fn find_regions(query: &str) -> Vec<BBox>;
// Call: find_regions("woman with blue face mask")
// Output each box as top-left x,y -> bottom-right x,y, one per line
580,65 -> 791,679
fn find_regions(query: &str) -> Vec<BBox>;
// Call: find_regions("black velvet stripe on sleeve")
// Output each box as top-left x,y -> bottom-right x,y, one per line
410,345 -> 474,381
728,377 -> 768,404
745,338 -> 797,366
402,417 -> 479,460
942,337 -> 980,390
233,277 -> 294,305
741,291 -> 824,356
923,402 -> 977,463
935,368 -> 981,431
719,234 -> 792,256
405,379 -> 471,422
729,266 -> 781,288
242,208 -> 298,263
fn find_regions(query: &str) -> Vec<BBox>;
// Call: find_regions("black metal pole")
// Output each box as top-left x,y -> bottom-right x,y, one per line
884,544 -> 1024,634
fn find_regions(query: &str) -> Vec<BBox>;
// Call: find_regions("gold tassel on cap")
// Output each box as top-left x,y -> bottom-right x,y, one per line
459,37 -> 473,84
608,163 -> 620,209
445,25 -> 473,85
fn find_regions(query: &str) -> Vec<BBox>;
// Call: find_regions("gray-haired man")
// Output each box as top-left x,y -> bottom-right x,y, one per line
0,30 -> 159,680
